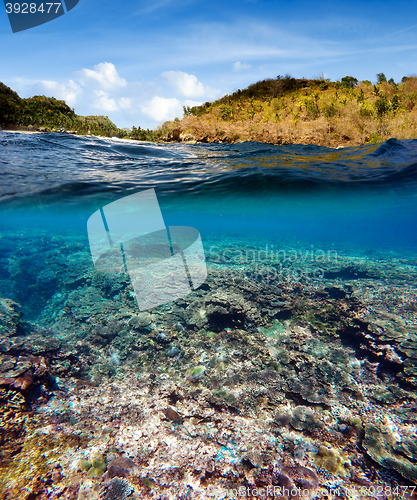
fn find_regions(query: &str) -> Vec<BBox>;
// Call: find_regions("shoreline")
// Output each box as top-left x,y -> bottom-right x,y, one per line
1,128 -> 41,135
0,126 -> 149,142
0,126 -> 367,148
0,128 -> 157,145
1,125 -> 410,149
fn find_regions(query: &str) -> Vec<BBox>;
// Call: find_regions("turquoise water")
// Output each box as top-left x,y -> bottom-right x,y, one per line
1,132 -> 417,318
2,134 -> 417,244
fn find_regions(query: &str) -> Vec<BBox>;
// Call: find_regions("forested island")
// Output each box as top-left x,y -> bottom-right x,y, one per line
160,74 -> 417,147
1,74 -> 417,146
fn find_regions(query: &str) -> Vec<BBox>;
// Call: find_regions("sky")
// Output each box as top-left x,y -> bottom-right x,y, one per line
1,0 -> 417,129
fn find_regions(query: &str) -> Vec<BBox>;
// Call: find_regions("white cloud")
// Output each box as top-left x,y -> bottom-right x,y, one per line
36,79 -> 82,106
16,63 -> 219,128
162,70 -> 206,97
93,90 -> 119,112
183,99 -> 203,107
141,96 -> 181,122
118,97 -> 132,110
233,61 -> 251,72
78,62 -> 127,90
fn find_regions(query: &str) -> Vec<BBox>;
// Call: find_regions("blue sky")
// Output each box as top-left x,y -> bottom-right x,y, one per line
1,0 -> 417,129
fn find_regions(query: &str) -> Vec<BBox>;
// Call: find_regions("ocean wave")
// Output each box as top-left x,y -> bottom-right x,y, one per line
1,132 -> 417,204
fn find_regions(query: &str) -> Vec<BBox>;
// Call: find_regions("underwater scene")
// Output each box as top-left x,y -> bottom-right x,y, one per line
1,131 -> 417,500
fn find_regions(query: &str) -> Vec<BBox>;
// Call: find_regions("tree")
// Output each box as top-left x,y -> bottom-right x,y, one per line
391,94 -> 399,112
376,73 -> 387,84
374,97 -> 390,117
341,76 -> 358,88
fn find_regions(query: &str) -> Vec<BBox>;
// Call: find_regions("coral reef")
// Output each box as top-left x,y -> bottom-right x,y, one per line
1,232 -> 417,497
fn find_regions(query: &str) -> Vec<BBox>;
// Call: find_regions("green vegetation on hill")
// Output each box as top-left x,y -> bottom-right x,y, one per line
0,82 -> 163,140
162,73 -> 417,146
129,125 -> 163,142
0,82 -> 124,136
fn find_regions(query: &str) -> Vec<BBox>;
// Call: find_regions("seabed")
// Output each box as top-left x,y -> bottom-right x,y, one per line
0,232 -> 417,499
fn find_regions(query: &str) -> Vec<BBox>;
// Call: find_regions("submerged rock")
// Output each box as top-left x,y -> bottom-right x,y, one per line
289,406 -> 324,431
162,407 -> 183,424
105,457 -> 139,479
313,444 -> 350,477
166,347 -> 180,358
363,423 -> 417,483
184,289 -> 261,331
0,298 -> 23,337
156,331 -> 167,343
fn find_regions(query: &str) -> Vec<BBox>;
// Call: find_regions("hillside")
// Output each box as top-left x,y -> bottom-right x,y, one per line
158,75 -> 417,147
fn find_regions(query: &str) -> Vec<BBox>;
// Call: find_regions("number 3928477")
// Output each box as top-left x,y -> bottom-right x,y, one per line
5,3 -> 62,14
